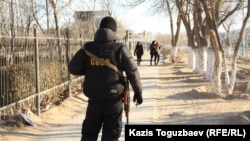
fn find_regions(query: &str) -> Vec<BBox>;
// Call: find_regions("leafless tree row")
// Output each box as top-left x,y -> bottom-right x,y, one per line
122,0 -> 250,95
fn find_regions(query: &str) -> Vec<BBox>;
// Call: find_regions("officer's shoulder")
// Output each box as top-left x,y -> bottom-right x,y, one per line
109,43 -> 123,52
81,41 -> 94,49
112,42 -> 123,47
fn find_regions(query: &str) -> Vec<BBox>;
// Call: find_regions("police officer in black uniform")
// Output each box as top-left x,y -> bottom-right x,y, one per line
68,16 -> 143,141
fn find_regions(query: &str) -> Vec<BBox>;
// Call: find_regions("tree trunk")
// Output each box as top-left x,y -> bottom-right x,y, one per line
206,48 -> 214,81
210,30 -> 222,94
188,48 -> 196,70
49,0 -> 62,61
166,0 -> 181,64
222,53 -> 230,86
227,32 -> 233,57
170,46 -> 178,63
228,54 -> 237,94
228,1 -> 250,94
194,47 -> 207,74
245,78 -> 250,94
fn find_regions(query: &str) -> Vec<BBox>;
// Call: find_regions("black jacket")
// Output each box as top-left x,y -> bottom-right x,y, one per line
68,28 -> 142,102
134,44 -> 144,56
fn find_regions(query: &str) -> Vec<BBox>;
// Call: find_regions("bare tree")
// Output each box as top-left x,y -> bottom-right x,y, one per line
221,17 -> 235,87
174,0 -> 245,94
95,0 -> 126,37
118,0 -> 183,57
48,0 -> 72,60
200,0 -> 248,94
222,18 -> 235,56
172,0 -> 249,95
228,0 -> 250,94
0,1 -> 9,35
9,0 -> 17,65
164,0 -> 181,63
201,0 -> 224,93
98,0 -> 114,16
175,0 -> 210,75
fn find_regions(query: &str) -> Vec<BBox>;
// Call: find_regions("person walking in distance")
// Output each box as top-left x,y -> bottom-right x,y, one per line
154,41 -> 161,65
134,41 -> 144,65
68,16 -> 143,141
149,40 -> 156,65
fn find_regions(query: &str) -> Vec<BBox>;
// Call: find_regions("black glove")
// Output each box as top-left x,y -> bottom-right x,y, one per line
133,94 -> 143,104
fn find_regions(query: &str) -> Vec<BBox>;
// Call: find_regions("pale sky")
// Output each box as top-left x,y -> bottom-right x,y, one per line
69,0 -> 171,34
116,3 -> 171,34
68,0 -> 247,35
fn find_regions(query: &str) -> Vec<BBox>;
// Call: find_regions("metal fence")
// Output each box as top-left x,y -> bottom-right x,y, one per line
0,26 -> 143,120
0,28 -> 94,119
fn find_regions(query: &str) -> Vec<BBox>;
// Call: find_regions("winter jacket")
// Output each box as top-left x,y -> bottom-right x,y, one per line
68,28 -> 142,103
134,44 -> 144,56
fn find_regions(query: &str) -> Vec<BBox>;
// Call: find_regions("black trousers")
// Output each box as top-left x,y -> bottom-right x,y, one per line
81,97 -> 123,141
150,53 -> 155,65
154,53 -> 160,65
136,54 -> 143,65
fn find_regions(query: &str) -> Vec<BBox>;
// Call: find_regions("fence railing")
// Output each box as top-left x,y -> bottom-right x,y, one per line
0,26 -> 142,120
0,28 -> 93,119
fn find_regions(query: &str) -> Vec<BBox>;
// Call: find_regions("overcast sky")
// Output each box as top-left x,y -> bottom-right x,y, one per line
116,2 -> 171,34
69,0 -> 172,34
68,0 -> 248,35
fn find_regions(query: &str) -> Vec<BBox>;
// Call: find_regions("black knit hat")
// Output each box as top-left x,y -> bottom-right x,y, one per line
99,16 -> 117,32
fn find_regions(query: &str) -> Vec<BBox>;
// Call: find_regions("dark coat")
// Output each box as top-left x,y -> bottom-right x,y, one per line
134,43 -> 144,56
150,44 -> 156,55
68,28 -> 142,102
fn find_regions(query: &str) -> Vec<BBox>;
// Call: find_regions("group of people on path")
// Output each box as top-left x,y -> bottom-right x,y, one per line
134,40 -> 161,66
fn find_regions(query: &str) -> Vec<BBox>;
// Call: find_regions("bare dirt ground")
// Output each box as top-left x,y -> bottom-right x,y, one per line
155,49 -> 250,125
0,49 -> 250,141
